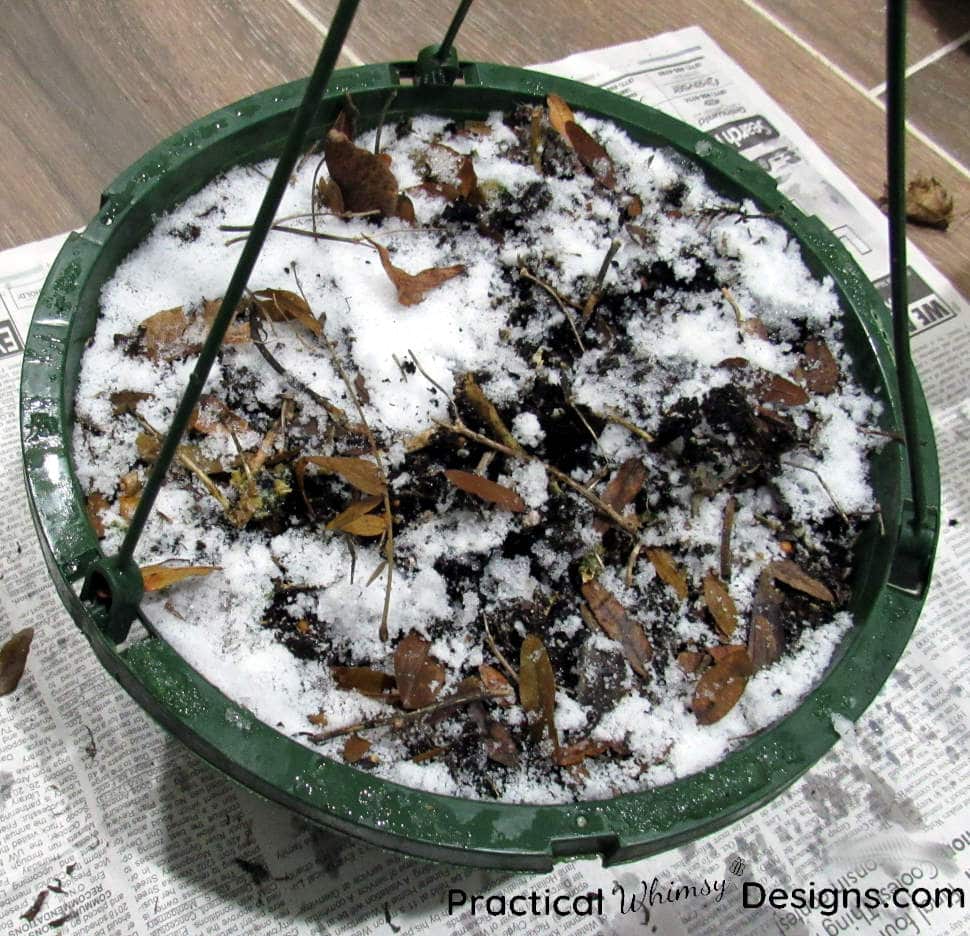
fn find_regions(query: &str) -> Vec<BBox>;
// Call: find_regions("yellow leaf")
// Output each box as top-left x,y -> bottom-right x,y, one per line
546,93 -> 575,137
140,564 -> 220,592
646,547 -> 689,601
703,571 -> 738,638
519,634 -> 559,749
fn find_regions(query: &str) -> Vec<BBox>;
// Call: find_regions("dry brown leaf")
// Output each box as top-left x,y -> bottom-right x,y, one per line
141,564 -> 220,592
395,193 -> 416,223
324,129 -> 400,217
461,374 -> 524,454
296,455 -> 386,496
326,495 -> 383,532
316,177 -> 346,214
338,514 -> 387,537
693,645 -> 753,725
565,122 -> 616,189
394,631 -> 446,710
252,288 -> 321,337
479,664 -> 515,704
0,628 -> 34,696
412,746 -> 447,763
109,390 -> 152,416
444,469 -> 527,513
201,299 -> 251,345
365,237 -> 465,307
485,722 -> 519,767
86,492 -> 109,539
718,358 -> 809,406
645,547 -> 689,601
307,711 -> 328,727
118,470 -> 142,521
420,143 -> 478,200
342,734 -> 372,763
190,395 -> 250,436
796,339 -> 840,396
546,93 -> 575,137
581,580 -> 653,679
625,194 -> 643,219
703,571 -> 738,638
880,174 -> 954,229
677,650 -> 708,674
551,738 -> 609,767
332,666 -> 396,698
594,457 -> 646,534
519,634 -> 559,749
766,559 -> 835,602
139,306 -> 189,361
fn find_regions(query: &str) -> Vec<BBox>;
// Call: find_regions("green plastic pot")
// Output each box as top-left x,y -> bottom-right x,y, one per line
20,56 -> 940,870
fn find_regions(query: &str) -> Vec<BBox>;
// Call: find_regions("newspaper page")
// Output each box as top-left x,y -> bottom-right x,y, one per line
2,26 -> 969,936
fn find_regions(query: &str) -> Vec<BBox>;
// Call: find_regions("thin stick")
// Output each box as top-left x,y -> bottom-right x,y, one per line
374,89 -> 398,154
781,460 -> 849,523
720,495 -> 737,581
518,268 -> 586,353
392,353 -> 409,382
294,267 -> 395,643
721,286 -> 745,330
247,300 -> 350,427
222,222 -> 363,248
582,238 -> 621,321
135,416 -> 231,511
433,419 -> 638,536
302,689 -> 488,742
408,349 -> 461,423
624,541 -> 642,588
599,407 -> 655,443
483,615 -> 518,685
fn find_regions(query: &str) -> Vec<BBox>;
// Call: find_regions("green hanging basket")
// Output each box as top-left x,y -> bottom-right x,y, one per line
20,55 -> 939,870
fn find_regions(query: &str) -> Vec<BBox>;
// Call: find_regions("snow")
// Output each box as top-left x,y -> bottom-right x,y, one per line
72,108 -> 883,804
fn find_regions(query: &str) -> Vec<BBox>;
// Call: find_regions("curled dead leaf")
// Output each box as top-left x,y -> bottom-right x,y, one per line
692,645 -> 753,725
364,237 -> 465,307
190,395 -> 250,436
444,469 -> 526,513
342,734 -> 373,763
109,390 -> 152,416
296,455 -> 386,497
581,580 -> 653,679
118,470 -> 142,521
479,664 -> 516,704
86,492 -> 109,539
703,571 -> 738,638
316,177 -> 346,214
796,339 -> 840,396
394,631 -> 446,710
594,457 -> 646,534
546,93 -> 575,137
141,564 -> 220,592
139,306 -> 189,361
565,122 -> 616,189
519,634 -> 559,749
645,547 -> 689,601
332,666 -> 396,698
252,288 -> 321,337
765,559 -> 834,602
718,358 -> 810,406
324,129 -> 400,217
327,495 -> 383,532
880,174 -> 954,229
0,627 -> 35,696
485,722 -> 519,767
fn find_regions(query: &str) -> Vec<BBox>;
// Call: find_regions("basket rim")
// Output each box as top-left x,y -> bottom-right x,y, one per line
19,60 -> 940,870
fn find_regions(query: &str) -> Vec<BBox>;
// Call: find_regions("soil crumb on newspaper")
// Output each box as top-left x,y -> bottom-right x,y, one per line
74,101 -> 882,803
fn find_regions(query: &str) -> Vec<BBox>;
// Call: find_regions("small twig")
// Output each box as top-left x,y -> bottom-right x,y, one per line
720,495 -> 737,581
599,407 -> 655,443
624,542 -> 642,588
483,615 -> 518,685
247,300 -> 350,427
529,106 -> 543,173
295,267 -> 395,643
391,353 -> 409,382
374,89 -> 398,154
721,286 -> 745,331
302,689 -> 488,742
518,268 -> 586,353
563,381 -> 609,461
408,349 -> 461,423
228,429 -> 253,482
781,460 -> 849,523
136,415 -> 231,511
433,419 -> 638,536
221,222 -> 364,248
582,238 -> 621,321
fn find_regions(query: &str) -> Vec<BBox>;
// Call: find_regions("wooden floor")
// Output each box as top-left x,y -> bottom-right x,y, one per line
1,0 -> 967,297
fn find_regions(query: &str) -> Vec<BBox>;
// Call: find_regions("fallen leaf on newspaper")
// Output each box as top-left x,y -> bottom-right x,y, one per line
0,628 -> 34,696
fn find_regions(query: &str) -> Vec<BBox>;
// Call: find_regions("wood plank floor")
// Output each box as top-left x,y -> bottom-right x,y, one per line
1,0 -> 966,297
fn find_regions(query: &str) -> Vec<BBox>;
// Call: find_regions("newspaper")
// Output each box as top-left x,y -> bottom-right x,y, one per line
2,25 -> 968,936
